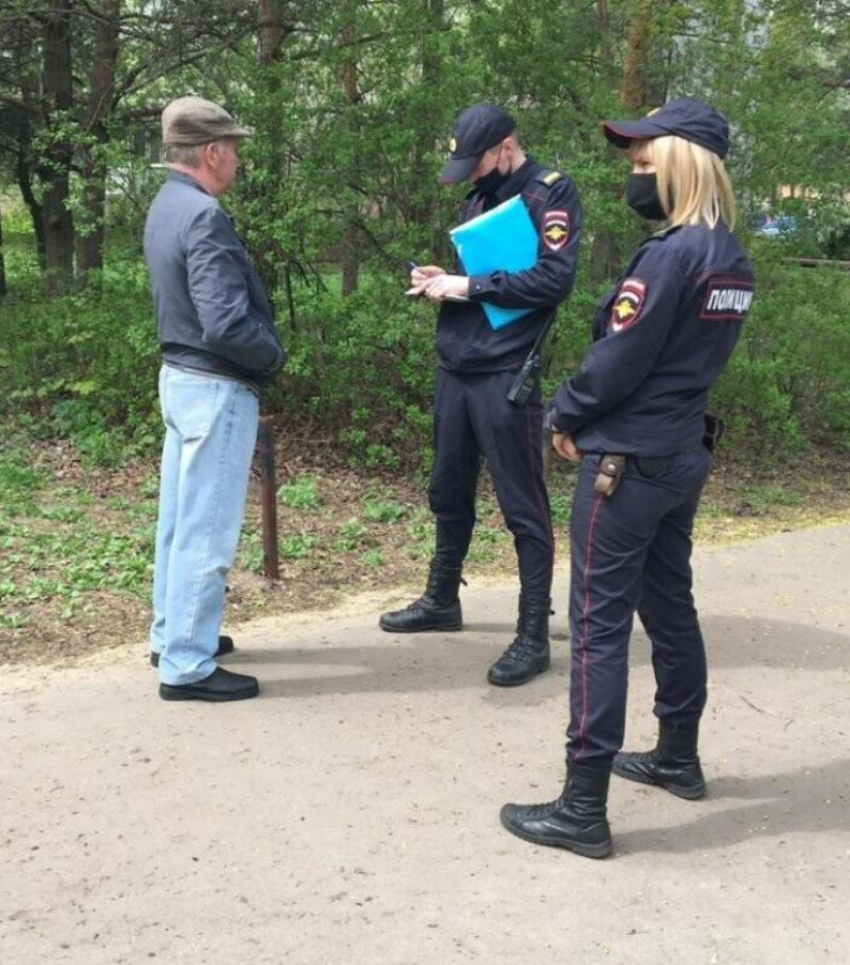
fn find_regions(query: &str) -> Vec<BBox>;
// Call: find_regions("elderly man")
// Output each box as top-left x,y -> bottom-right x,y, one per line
145,96 -> 285,701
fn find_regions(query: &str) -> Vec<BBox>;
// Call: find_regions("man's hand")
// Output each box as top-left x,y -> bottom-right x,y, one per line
419,273 -> 470,302
411,264 -> 444,284
407,264 -> 445,296
552,432 -> 583,462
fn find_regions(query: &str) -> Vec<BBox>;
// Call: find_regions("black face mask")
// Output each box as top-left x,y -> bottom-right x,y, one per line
475,164 -> 510,196
626,172 -> 667,221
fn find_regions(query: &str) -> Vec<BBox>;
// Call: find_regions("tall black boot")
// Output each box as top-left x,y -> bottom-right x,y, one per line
613,719 -> 705,800
379,559 -> 463,633
487,594 -> 551,687
500,763 -> 612,859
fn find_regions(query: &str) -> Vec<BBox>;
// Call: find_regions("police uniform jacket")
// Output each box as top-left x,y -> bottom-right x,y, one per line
144,171 -> 286,393
549,222 -> 754,456
437,158 -> 583,373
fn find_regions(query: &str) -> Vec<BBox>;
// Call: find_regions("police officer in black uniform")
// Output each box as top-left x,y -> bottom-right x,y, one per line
379,103 -> 583,686
500,98 -> 755,855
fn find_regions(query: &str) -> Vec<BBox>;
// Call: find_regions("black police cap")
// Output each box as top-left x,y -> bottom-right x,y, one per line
439,103 -> 516,184
603,97 -> 730,159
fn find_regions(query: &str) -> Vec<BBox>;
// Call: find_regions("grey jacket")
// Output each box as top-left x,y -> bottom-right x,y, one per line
144,171 -> 285,390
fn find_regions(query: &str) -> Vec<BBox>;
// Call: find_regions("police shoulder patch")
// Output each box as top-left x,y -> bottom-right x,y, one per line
543,209 -> 570,251
609,277 -> 647,333
700,276 -> 754,321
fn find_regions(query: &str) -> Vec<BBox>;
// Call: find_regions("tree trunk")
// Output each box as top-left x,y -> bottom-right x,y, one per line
620,0 -> 653,111
409,0 -> 444,252
253,0 -> 296,304
338,0 -> 361,296
16,150 -> 47,270
9,21 -> 46,270
40,0 -> 76,291
588,0 -> 631,285
594,0 -> 617,86
76,0 -> 121,282
258,0 -> 294,64
0,202 -> 7,298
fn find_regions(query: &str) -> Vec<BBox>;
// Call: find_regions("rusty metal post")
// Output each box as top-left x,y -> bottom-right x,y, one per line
256,414 -> 280,581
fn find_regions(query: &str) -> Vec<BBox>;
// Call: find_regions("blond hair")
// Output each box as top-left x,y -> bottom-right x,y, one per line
629,135 -> 737,229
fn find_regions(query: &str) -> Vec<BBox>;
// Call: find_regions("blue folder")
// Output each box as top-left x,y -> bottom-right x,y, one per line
450,194 -> 539,330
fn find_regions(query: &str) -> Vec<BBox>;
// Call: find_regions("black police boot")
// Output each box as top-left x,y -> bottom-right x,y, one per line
500,763 -> 612,859
613,718 -> 706,800
378,559 -> 463,633
487,594 -> 551,686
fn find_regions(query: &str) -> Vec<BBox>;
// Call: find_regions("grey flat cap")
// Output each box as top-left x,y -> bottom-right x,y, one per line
162,96 -> 252,147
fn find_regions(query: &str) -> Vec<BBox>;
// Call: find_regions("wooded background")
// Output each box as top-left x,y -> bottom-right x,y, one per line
1,0 -> 849,473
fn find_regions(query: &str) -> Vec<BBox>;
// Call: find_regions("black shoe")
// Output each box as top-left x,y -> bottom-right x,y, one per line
614,719 -> 706,800
150,634 -> 234,668
379,560 -> 464,633
500,763 -> 612,859
159,667 -> 259,702
488,594 -> 551,686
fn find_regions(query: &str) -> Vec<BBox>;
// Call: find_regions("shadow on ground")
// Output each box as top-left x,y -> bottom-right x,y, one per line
612,757 -> 850,856
225,614 -> 847,705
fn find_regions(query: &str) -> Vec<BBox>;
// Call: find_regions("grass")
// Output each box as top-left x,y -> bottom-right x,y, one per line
278,474 -> 321,510
0,444 -> 154,630
1,432 -> 849,663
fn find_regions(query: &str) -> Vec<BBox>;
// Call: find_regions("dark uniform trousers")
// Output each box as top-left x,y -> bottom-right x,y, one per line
428,367 -> 554,598
567,446 -> 712,768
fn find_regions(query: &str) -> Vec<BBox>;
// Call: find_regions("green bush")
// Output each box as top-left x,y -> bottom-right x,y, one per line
0,251 -> 160,465
710,246 -> 850,455
2,215 -> 847,473
271,274 -> 436,472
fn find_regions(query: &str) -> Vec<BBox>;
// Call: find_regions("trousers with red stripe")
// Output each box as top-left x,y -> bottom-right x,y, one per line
567,447 -> 712,768
428,368 -> 554,596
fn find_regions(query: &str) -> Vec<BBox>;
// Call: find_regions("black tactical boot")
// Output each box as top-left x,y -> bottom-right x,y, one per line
613,719 -> 706,800
500,763 -> 612,859
487,594 -> 551,686
379,559 -> 463,633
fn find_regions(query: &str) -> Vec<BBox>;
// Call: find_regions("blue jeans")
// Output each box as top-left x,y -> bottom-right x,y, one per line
150,366 -> 259,685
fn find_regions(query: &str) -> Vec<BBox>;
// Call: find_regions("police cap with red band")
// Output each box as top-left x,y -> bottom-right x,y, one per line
603,97 -> 730,159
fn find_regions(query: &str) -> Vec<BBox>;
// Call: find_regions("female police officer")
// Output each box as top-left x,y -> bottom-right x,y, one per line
499,98 -> 755,858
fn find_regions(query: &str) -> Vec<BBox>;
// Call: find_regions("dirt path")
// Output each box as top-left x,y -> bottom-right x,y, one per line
1,525 -> 848,964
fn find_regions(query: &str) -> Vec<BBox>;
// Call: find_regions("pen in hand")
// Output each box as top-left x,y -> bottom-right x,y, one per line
407,260 -> 426,298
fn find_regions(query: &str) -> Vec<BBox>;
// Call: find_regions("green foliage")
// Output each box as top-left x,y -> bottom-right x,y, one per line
280,533 -> 319,560
0,485 -> 154,629
334,518 -> 369,552
360,549 -> 386,568
278,474 -> 321,510
0,219 -> 159,464
710,247 -> 850,455
1,0 -> 848,476
362,497 -> 408,524
236,530 -> 264,574
0,447 -> 47,514
405,508 -> 436,560
549,492 -> 573,527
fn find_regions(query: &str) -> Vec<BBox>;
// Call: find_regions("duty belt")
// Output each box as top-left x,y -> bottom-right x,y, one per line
593,454 -> 669,497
